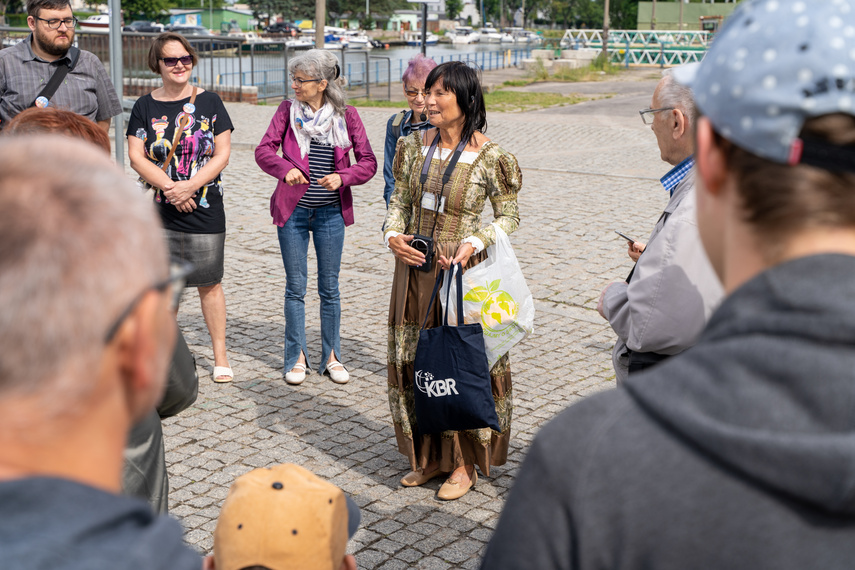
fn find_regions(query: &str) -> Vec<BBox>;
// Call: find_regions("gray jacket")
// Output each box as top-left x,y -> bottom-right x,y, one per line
482,254 -> 855,570
601,168 -> 722,383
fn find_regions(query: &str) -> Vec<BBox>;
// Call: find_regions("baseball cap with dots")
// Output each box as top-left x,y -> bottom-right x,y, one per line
674,0 -> 855,170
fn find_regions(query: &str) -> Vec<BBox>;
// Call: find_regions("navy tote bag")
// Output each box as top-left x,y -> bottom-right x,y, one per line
412,263 -> 501,434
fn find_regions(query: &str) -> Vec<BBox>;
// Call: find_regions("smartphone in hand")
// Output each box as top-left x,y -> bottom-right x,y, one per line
614,230 -> 637,244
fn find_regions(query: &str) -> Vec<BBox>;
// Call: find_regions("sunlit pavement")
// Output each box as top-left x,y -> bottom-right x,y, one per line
165,68 -> 668,568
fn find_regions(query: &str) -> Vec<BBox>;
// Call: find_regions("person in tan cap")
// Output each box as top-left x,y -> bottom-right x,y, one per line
207,463 -> 360,570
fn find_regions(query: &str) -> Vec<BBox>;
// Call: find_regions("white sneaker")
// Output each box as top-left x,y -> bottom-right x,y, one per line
285,362 -> 307,385
325,360 -> 349,384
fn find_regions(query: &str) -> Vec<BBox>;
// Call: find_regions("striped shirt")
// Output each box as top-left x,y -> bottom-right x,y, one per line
0,35 -> 121,127
297,140 -> 340,209
660,155 -> 695,196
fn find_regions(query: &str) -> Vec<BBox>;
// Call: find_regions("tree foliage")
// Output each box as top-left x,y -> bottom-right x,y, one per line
247,0 -> 314,23
445,0 -> 463,20
537,0 -> 638,30
608,0 -> 638,29
328,0 -> 409,19
1,0 -> 24,26
122,0 -> 171,21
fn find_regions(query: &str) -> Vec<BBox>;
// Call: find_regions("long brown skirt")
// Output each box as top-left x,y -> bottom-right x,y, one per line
386,242 -> 512,477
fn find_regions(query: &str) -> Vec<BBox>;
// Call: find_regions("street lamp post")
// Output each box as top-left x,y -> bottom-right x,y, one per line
602,0 -> 610,63
315,0 -> 325,48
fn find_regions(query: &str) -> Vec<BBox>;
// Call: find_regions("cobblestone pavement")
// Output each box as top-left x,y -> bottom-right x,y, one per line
165,72 -> 670,568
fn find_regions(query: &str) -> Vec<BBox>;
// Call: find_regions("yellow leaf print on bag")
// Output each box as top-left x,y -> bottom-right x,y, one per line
463,279 -> 519,333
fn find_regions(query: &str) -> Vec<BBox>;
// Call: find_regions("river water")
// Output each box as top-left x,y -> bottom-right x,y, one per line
194,41 -> 533,99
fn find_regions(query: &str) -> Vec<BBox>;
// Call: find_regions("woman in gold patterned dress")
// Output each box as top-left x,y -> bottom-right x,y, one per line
383,61 -> 522,501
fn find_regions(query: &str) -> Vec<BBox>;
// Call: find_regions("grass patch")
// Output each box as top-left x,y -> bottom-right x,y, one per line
349,91 -> 605,113
484,90 -> 595,112
502,79 -> 534,87
348,98 -> 410,108
512,55 -> 625,84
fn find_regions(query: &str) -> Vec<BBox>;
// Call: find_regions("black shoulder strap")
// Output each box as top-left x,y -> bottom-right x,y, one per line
391,110 -> 407,139
31,46 -> 80,108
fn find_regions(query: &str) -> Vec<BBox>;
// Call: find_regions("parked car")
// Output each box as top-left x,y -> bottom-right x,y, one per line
168,25 -> 211,36
265,21 -> 297,35
123,20 -> 165,33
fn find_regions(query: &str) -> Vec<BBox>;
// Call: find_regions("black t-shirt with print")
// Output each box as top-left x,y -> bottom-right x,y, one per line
126,90 -> 233,234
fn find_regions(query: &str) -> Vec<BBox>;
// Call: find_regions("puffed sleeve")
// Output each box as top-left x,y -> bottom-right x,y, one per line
471,146 -> 522,249
384,133 -> 420,236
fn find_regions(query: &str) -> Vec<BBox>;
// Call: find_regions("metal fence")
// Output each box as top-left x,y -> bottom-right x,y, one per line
2,28 -> 534,103
221,46 -> 534,101
560,29 -> 713,48
610,46 -> 705,67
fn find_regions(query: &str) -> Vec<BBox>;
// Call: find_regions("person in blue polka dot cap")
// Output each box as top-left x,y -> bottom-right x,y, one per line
480,1 -> 855,568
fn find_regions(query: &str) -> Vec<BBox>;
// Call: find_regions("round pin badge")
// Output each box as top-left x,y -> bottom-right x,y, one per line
183,103 -> 196,114
35,96 -> 49,109
295,118 -> 303,129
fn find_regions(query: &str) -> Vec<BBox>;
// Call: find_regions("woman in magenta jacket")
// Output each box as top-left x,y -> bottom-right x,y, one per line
255,49 -> 376,386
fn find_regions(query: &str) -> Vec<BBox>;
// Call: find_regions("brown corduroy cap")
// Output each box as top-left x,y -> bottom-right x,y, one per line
213,464 -> 361,570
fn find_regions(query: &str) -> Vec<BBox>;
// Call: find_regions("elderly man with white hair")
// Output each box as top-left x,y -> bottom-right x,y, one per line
0,136 -> 202,569
598,69 -> 723,384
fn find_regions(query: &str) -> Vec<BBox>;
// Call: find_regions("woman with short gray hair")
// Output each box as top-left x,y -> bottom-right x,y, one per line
255,49 -> 377,386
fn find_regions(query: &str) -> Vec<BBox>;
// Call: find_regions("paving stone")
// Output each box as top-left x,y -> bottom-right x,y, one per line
156,68 -> 667,567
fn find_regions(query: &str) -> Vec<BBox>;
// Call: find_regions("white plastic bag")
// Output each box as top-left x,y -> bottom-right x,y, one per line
442,224 -> 534,369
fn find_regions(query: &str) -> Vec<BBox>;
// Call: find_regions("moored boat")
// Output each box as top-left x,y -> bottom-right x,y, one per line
78,14 -> 111,31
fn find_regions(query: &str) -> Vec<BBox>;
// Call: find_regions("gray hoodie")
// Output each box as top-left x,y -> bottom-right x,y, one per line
482,254 -> 855,569
0,477 -> 202,569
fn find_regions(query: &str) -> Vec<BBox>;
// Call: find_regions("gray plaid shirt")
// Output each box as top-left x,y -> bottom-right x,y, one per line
0,35 -> 121,127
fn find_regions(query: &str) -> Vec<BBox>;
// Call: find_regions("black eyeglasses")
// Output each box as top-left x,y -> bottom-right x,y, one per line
639,107 -> 676,125
104,259 -> 193,343
160,55 -> 193,67
290,74 -> 322,86
35,16 -> 77,29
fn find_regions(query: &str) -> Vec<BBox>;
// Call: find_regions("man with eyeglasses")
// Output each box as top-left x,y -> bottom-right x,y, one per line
0,135 -> 203,568
596,69 -> 722,384
0,0 -> 121,131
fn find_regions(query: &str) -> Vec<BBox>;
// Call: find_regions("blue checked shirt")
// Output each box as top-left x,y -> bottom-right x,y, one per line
660,156 -> 695,196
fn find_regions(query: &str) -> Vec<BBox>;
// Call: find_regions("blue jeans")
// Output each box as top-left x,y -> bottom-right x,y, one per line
277,204 -> 345,373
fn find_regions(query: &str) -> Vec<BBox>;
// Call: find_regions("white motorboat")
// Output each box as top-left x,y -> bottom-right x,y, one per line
342,30 -> 373,49
405,32 -> 438,46
478,27 -> 503,43
499,29 -> 516,43
78,14 -> 111,31
448,26 -> 480,44
507,28 -> 542,44
1,36 -> 25,47
286,37 -> 313,49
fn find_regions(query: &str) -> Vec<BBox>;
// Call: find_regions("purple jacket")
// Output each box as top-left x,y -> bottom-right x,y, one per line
255,100 -> 377,227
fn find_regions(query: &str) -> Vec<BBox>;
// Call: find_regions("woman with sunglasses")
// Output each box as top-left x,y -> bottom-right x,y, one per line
255,49 -> 376,386
382,54 -> 437,207
127,32 -> 235,383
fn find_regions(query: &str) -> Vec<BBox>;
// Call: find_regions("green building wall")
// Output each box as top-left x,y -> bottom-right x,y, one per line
637,1 -> 740,31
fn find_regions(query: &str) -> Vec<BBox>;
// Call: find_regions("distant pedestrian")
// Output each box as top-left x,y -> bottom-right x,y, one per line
482,1 -> 855,567
382,53 -> 436,206
384,61 -> 522,500
127,32 -> 235,383
598,69 -> 722,384
0,0 -> 121,130
255,49 -> 377,386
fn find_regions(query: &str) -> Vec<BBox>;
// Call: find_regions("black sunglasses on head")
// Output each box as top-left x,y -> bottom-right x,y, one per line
160,55 -> 193,67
